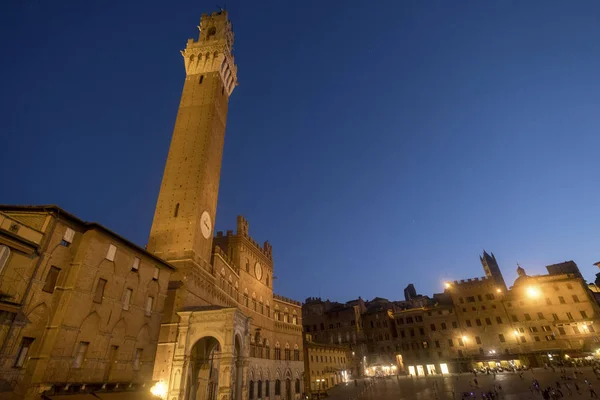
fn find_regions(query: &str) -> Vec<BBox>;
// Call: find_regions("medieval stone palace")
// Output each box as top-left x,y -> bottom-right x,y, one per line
0,11 -> 303,400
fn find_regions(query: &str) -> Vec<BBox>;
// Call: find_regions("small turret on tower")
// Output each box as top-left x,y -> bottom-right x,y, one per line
480,250 -> 507,291
237,215 -> 249,237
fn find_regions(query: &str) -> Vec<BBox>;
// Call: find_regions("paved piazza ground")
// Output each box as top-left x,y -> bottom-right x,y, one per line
327,368 -> 600,399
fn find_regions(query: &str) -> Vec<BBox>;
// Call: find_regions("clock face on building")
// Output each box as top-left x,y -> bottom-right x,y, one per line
254,262 -> 263,281
200,211 -> 212,239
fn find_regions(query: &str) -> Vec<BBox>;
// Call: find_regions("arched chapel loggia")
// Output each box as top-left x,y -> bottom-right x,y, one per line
155,306 -> 251,400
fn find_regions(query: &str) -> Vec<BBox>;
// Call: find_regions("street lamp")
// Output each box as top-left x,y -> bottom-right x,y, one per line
526,286 -> 540,298
150,381 -> 168,399
496,288 -> 502,293
445,282 -> 451,289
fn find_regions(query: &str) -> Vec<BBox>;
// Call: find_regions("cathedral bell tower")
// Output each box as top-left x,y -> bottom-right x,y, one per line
148,11 -> 237,266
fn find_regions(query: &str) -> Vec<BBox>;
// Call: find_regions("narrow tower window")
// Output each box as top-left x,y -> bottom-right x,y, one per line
174,203 -> 179,217
207,27 -> 216,40
199,75 -> 204,84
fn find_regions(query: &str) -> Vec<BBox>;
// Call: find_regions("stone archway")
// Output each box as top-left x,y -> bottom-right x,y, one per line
153,306 -> 250,400
186,336 -> 221,400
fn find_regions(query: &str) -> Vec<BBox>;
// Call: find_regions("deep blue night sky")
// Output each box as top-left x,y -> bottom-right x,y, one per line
2,0 -> 600,303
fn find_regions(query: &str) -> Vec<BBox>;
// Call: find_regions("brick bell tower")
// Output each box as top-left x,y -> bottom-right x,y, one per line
148,11 -> 237,266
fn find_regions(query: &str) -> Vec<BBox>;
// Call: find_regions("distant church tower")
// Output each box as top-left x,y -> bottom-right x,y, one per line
480,250 -> 507,291
148,11 -> 237,265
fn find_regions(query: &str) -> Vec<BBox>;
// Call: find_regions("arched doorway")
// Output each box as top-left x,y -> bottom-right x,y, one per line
187,336 -> 221,400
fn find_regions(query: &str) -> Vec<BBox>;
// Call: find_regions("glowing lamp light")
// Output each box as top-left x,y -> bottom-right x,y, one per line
526,286 -> 540,298
513,330 -> 519,337
462,336 -> 468,342
496,288 -> 502,293
444,282 -> 451,289
150,381 -> 168,399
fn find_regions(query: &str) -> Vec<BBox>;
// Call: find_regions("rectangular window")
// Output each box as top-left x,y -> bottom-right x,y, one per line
552,313 -> 559,321
133,348 -> 143,370
573,326 -> 580,334
475,336 -> 482,344
43,266 -> 61,293
581,310 -> 588,319
466,296 -> 475,303
529,327 -> 538,333
63,227 -> 75,245
400,330 -> 405,338
567,312 -> 574,321
545,298 -> 552,305
122,288 -> 133,310
397,318 -> 404,325
430,324 -> 436,331
511,315 -> 518,322
435,340 -> 440,348
132,257 -> 140,271
106,244 -> 117,261
448,339 -> 453,347
153,267 -> 159,280
94,278 -> 107,304
406,317 -> 413,323
441,323 -> 447,330
485,318 -> 492,325
572,295 -> 580,303
457,350 -> 464,357
545,335 -> 555,341
524,313 -> 531,321
459,297 -> 464,304
496,316 -> 502,324
476,319 -> 482,326
542,325 -> 552,332
73,341 -> 89,368
466,320 -> 472,327
498,334 -> 505,343
537,312 -> 544,320
520,336 -> 526,343
558,327 -> 566,335
145,296 -> 153,316
452,321 -> 458,329
589,325 -> 596,333
558,296 -> 566,304
534,336 -> 541,342
419,328 -> 425,335
14,337 -> 34,368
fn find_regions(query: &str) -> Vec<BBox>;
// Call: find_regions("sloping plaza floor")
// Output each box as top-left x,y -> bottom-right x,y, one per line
327,368 -> 600,399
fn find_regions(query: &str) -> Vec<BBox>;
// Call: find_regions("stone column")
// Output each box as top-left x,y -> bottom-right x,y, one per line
217,354 -> 234,400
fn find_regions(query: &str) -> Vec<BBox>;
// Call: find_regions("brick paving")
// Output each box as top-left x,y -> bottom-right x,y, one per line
326,368 -> 600,400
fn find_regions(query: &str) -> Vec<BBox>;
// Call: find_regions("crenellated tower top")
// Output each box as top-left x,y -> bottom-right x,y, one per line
182,11 -> 238,96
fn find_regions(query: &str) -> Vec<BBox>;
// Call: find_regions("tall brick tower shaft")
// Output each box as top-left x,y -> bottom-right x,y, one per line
148,11 -> 237,266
